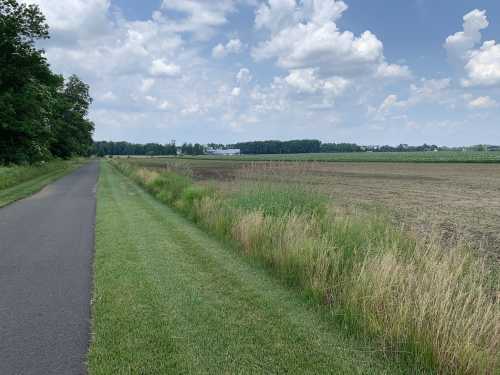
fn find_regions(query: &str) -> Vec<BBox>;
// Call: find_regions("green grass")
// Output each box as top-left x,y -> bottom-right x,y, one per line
0,160 -> 86,207
174,150 -> 500,163
230,183 -> 327,217
88,161 -> 413,374
110,159 -> 499,374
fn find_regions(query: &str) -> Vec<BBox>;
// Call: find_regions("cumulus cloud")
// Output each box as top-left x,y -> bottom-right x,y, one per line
150,59 -> 181,77
212,39 -> 243,58
468,96 -> 497,109
159,0 -> 236,39
23,0 -> 111,42
445,9 -> 500,87
284,68 -> 348,96
375,62 -> 412,79
252,0 -> 406,79
445,9 -> 488,59
462,41 -> 500,87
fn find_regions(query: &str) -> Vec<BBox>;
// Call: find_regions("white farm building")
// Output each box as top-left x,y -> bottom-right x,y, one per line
206,148 -> 241,156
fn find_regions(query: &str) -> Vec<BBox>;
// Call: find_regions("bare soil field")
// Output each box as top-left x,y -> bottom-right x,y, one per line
128,158 -> 500,260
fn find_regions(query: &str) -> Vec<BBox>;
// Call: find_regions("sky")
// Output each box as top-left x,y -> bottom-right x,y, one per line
23,0 -> 500,146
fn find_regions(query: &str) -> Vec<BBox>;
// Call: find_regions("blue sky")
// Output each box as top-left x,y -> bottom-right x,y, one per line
25,0 -> 500,146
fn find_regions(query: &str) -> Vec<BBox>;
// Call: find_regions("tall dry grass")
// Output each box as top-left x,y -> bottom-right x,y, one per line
111,159 -> 499,374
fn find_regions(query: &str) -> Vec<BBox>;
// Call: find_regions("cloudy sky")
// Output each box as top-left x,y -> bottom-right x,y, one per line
25,0 -> 500,146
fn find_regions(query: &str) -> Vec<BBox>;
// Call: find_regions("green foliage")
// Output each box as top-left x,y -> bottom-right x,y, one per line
50,75 -> 94,159
180,142 -> 204,155
232,139 -> 321,154
0,0 -> 94,164
149,172 -> 191,204
231,183 -> 327,217
93,141 -> 178,156
180,185 -> 215,209
0,159 -> 83,206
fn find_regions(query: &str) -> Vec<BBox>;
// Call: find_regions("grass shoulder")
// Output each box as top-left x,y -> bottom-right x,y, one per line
0,159 -> 88,207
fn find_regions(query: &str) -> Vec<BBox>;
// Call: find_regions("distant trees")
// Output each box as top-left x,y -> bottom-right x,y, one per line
93,139 -> 481,156
181,143 -> 204,155
0,0 -> 94,164
92,141 -> 208,156
320,143 -> 362,153
232,140 -> 321,154
93,141 -> 177,157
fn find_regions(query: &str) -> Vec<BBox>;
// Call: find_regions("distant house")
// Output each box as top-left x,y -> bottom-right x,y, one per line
206,148 -> 241,156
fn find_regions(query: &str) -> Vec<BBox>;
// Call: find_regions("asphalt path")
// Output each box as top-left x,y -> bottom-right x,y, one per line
0,161 -> 99,375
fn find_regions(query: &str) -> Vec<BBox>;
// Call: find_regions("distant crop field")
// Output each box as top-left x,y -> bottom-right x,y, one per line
174,150 -> 500,163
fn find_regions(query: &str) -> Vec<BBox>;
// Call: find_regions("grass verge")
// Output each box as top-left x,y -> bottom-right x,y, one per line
111,159 -> 499,374
88,161 -> 415,374
0,159 -> 86,207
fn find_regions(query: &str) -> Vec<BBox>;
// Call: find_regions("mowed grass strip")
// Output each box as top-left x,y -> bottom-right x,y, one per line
0,160 -> 85,207
88,162 -> 411,374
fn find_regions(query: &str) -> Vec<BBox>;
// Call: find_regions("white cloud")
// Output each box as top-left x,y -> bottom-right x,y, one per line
145,95 -> 157,103
150,59 -> 181,77
284,68 -> 348,96
462,41 -> 500,87
372,78 -> 452,121
284,68 -> 318,93
468,96 -> 497,109
445,9 -> 488,59
212,39 -> 243,58
375,62 -> 412,79
231,87 -> 241,96
409,78 -> 451,102
158,100 -> 172,110
140,78 -> 155,92
445,9 -> 500,87
160,0 -> 236,39
255,0 -> 298,33
23,0 -> 111,41
252,0 -> 391,76
236,68 -> 252,84
98,91 -> 117,102
378,94 -> 401,112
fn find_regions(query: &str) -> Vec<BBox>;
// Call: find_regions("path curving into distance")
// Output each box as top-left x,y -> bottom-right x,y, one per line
0,162 -> 99,375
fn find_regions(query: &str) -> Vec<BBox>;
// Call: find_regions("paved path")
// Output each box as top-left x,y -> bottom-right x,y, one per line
0,162 -> 99,375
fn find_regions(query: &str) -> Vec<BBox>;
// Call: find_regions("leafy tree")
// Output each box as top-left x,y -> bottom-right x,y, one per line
0,0 -> 95,164
50,75 -> 94,158
0,0 -> 56,163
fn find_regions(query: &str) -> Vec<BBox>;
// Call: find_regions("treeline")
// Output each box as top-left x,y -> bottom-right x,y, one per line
231,140 -> 321,154
94,139 -> 500,156
0,0 -> 94,164
93,141 -> 206,156
228,140 -> 441,154
93,141 -> 177,157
